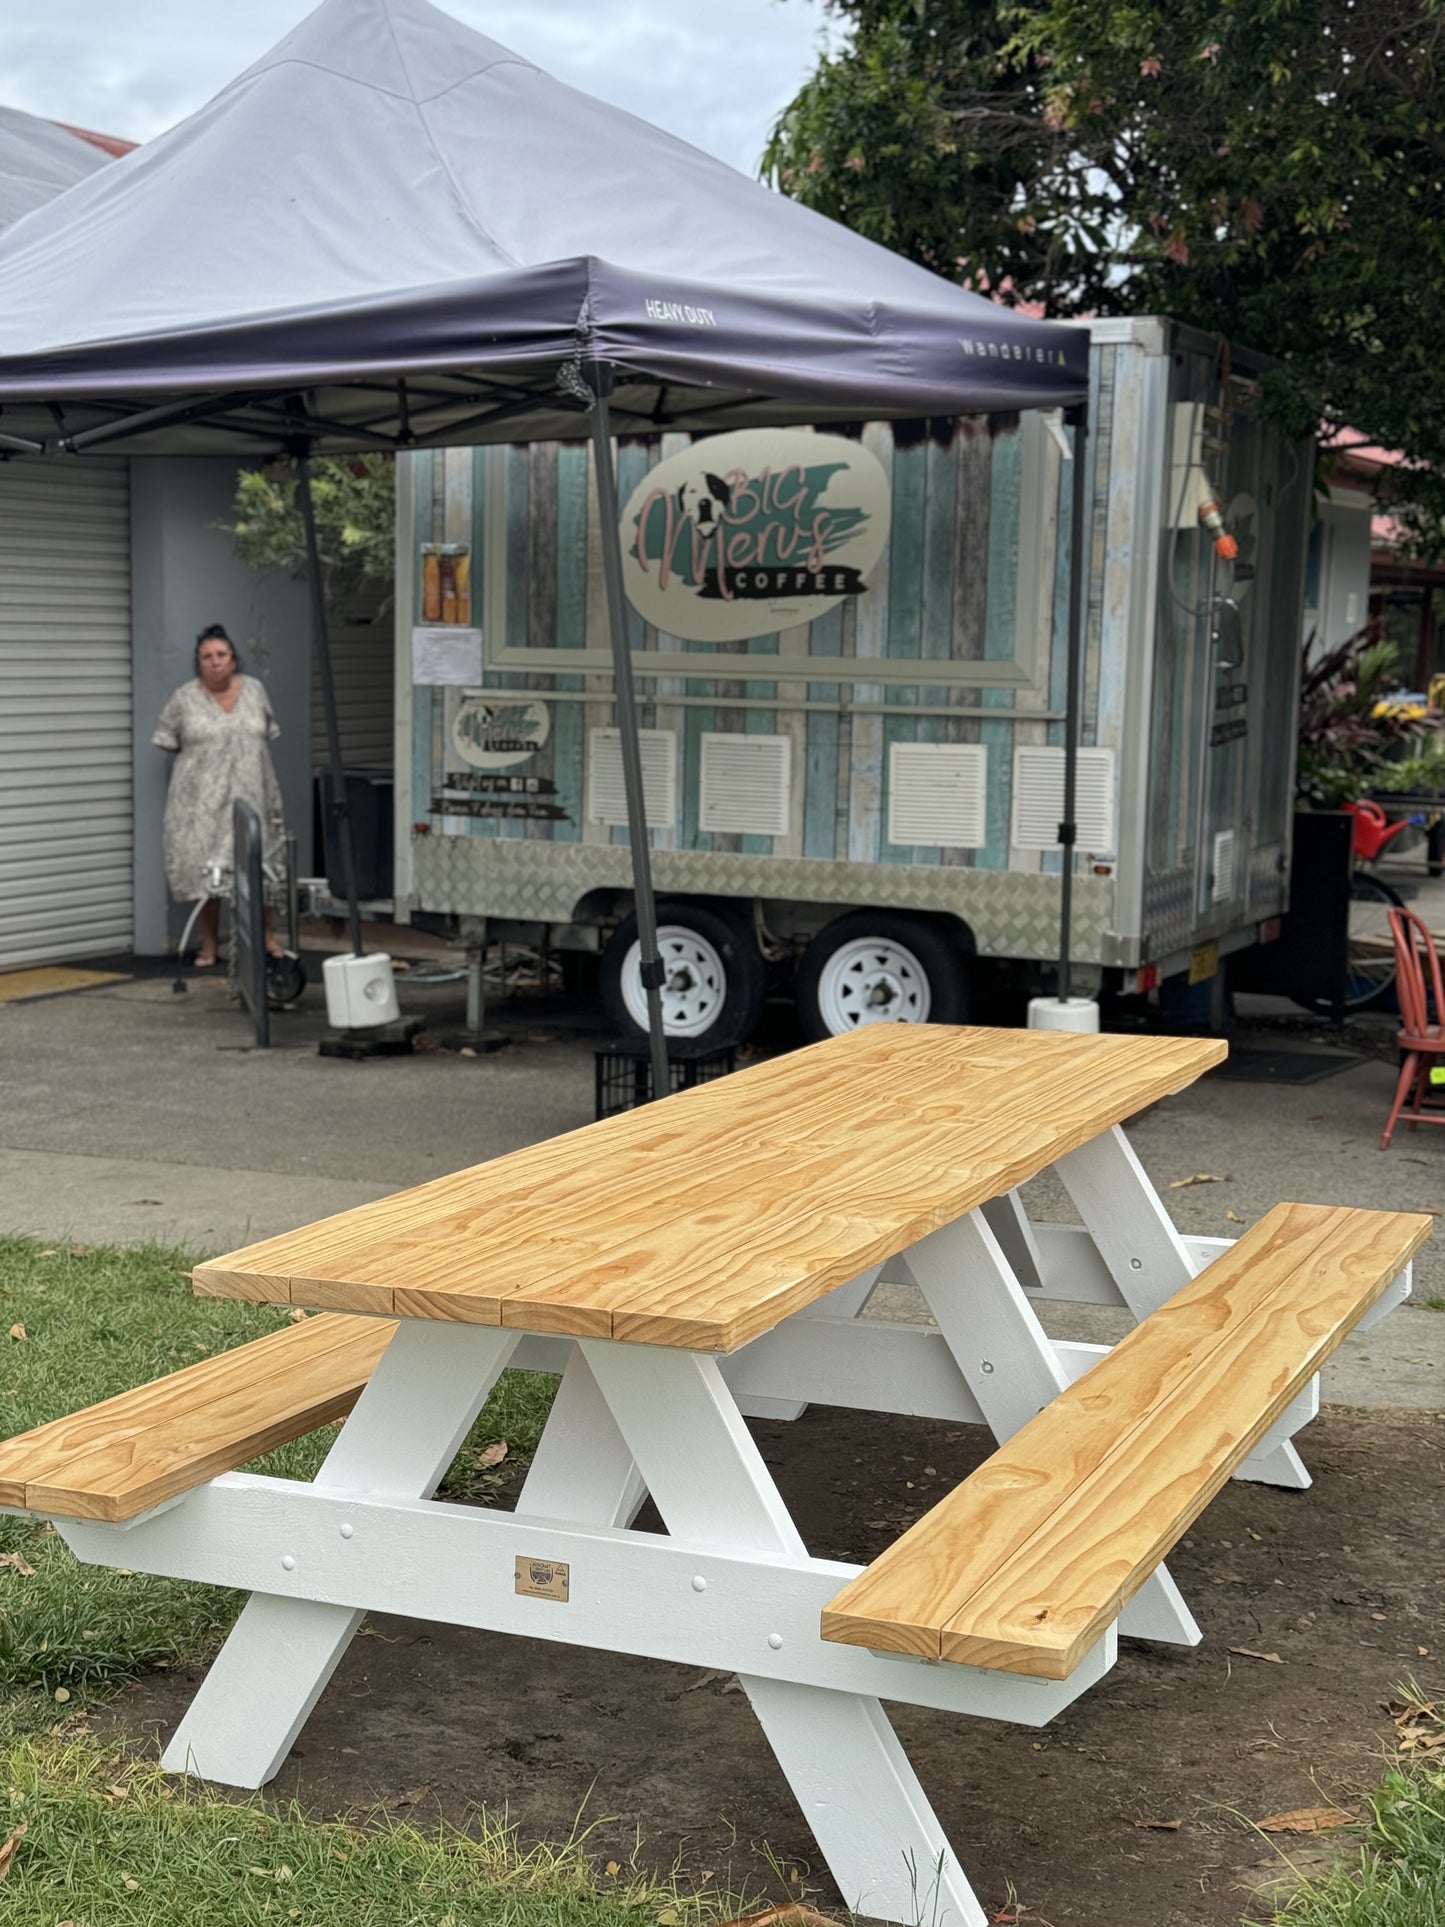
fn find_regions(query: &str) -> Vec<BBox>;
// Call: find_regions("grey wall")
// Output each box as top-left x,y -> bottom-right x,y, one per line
131,459 -> 312,953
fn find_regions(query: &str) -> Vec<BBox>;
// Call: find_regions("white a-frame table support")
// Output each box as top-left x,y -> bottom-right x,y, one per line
61,1281 -> 1123,1927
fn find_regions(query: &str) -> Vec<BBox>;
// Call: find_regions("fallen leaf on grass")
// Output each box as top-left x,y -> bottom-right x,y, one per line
1256,1806 -> 1358,1834
605,1861 -> 621,1876
1169,1173 -> 1226,1189
0,1824 -> 26,1881
121,1874 -> 141,1891
717,1908 -> 844,1927
1386,1698 -> 1445,1751
477,1440 -> 508,1468
1133,1817 -> 1181,1830
1228,1646 -> 1283,1664
0,1552 -> 36,1576
8,1323 -> 25,1341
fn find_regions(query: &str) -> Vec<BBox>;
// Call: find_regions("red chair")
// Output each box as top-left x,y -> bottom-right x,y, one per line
1381,905 -> 1445,1147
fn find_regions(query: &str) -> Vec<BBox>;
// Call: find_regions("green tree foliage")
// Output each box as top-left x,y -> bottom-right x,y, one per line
765,1 -> 1445,542
224,454 -> 395,592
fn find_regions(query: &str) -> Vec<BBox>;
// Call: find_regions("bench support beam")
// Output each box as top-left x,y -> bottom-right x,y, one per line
58,1474 -> 1114,1721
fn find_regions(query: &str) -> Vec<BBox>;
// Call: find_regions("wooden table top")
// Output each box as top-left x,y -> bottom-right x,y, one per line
194,1025 -> 1226,1351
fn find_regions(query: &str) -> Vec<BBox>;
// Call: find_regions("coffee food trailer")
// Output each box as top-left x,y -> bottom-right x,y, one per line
397,319 -> 1312,1047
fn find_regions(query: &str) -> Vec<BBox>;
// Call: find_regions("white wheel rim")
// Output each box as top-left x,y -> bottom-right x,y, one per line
620,924 -> 728,1039
815,934 -> 933,1033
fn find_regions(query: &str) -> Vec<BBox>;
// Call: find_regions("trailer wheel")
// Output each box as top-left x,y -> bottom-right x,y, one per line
600,902 -> 766,1048
796,912 -> 969,1042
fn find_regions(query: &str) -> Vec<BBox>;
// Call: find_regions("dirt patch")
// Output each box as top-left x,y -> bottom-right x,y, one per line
100,1405 -> 1445,1926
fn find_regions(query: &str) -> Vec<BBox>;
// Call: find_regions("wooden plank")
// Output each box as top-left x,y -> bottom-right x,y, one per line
0,1314 -> 395,1521
194,1029 -> 1225,1348
820,1203 -> 1430,1677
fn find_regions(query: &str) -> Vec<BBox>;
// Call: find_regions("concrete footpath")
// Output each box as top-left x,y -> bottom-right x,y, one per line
0,951 -> 1441,1411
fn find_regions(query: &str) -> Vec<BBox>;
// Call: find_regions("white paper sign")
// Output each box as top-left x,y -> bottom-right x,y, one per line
412,625 -> 483,685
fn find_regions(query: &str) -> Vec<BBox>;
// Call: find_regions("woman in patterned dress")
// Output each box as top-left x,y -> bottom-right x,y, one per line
153,624 -> 287,967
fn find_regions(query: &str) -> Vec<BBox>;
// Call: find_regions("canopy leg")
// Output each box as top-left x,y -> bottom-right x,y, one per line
296,448 -> 364,959
584,364 -> 669,1102
1057,401 -> 1090,1003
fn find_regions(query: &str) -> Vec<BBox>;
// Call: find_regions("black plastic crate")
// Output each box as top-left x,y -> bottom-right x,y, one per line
594,1040 -> 737,1119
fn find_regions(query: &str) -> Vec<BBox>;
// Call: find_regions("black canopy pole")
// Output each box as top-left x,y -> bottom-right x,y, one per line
1057,400 -> 1090,1005
294,446 -> 365,959
583,361 -> 669,1102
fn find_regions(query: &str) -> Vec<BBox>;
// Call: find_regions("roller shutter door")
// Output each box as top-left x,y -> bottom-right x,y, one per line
311,580 -> 393,768
0,459 -> 133,967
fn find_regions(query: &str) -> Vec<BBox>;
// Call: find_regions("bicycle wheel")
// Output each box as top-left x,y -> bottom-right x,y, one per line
1307,871 -> 1403,1016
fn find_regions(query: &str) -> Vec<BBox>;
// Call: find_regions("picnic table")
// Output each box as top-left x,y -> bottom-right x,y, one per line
0,1025 -> 1429,1927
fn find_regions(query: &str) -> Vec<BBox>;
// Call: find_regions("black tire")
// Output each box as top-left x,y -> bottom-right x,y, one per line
266,952 -> 308,1008
795,911 -> 971,1043
1305,871 -> 1403,1016
599,901 -> 767,1050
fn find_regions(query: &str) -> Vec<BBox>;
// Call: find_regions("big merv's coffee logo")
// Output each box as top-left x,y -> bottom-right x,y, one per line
619,428 -> 891,644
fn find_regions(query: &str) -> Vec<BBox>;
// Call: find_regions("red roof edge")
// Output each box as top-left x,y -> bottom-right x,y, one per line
53,121 -> 136,158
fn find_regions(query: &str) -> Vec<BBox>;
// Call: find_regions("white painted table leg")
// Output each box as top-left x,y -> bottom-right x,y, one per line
162,1320 -> 520,1787
1053,1126 -> 1196,1315
161,1594 -> 367,1787
900,1212 -> 1200,1651
1055,1127 -> 1322,1489
1238,1440 -> 1311,1488
579,1340 -> 988,1927
515,1344 -> 647,1527
977,1191 -> 1046,1294
733,1264 -> 882,1423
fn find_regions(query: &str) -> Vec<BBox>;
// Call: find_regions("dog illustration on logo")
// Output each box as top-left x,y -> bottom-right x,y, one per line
676,470 -> 732,539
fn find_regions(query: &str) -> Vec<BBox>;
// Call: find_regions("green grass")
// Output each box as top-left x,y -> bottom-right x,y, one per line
1246,1687 -> 1445,1926
0,1733 -> 728,1927
1421,1296 -> 1445,1313
1246,1765 -> 1445,1926
0,1237 -> 735,1927
0,1235 -> 557,1704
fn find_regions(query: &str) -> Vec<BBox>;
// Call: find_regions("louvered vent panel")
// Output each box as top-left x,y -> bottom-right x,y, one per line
1010,746 -> 1117,853
1212,829 -> 1237,903
586,729 -> 678,829
699,733 -> 791,838
887,743 -> 988,848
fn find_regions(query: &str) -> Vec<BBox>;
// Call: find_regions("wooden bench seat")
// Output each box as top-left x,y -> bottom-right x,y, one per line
821,1201 -> 1430,1680
0,1313 -> 395,1522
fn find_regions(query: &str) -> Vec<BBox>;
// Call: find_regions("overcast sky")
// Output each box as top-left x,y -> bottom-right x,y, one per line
0,0 -> 833,178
